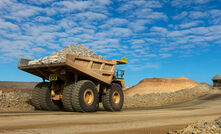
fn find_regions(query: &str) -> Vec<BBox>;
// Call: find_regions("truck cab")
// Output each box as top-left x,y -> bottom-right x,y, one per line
113,70 -> 125,87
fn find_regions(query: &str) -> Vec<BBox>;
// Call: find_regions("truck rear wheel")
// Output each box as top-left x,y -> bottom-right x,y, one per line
62,82 -> 75,112
39,82 -> 60,111
32,83 -> 43,110
72,80 -> 99,112
102,83 -> 124,111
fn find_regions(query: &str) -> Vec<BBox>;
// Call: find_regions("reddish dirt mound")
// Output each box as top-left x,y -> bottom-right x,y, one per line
0,81 -> 37,89
0,81 -> 37,93
0,88 -> 32,93
124,77 -> 200,96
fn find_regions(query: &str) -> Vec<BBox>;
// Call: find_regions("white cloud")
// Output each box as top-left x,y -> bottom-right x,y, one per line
2,3 -> 43,21
67,27 -> 94,34
194,0 -> 211,4
209,9 -> 221,24
173,11 -> 188,20
146,63 -> 160,69
99,18 -> 128,29
189,11 -> 208,19
118,0 -> 163,12
34,16 -> 54,22
173,9 -> 221,25
23,0 -> 55,5
132,39 -> 145,44
107,27 -> 133,37
94,0 -> 111,5
160,53 -> 172,58
150,26 -> 168,33
180,45 -> 195,49
147,24 -> 221,57
117,0 -> 167,32
52,1 -> 92,12
0,19 -> 19,31
129,20 -> 149,32
59,18 -> 77,29
144,54 -> 157,57
179,21 -> 202,29
0,0 -> 15,10
210,9 -> 221,18
74,11 -> 107,21
176,26 -> 220,37
0,39 -> 44,60
127,65 -> 143,71
160,47 -> 176,52
48,0 -> 111,15
171,0 -> 211,8
129,0 -> 163,8
0,0 -> 220,63
132,8 -> 168,21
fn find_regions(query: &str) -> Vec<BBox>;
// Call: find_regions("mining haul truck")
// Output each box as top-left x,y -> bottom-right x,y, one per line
212,75 -> 221,88
18,54 -> 128,112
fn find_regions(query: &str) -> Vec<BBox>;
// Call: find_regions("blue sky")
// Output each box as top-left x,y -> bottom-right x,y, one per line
0,0 -> 221,86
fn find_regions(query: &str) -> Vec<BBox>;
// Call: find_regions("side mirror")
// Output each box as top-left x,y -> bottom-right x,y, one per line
121,71 -> 125,77
122,57 -> 126,61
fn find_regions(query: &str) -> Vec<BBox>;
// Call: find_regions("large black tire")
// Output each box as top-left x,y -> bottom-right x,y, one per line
32,83 -> 43,110
72,80 -> 99,112
102,83 -> 124,112
39,82 -> 60,111
62,82 -> 75,112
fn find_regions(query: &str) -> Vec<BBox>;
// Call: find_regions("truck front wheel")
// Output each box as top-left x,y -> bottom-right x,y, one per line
72,80 -> 99,112
102,83 -> 124,112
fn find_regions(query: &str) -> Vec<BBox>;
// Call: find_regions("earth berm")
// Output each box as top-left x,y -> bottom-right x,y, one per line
0,83 -> 213,112
168,117 -> 221,134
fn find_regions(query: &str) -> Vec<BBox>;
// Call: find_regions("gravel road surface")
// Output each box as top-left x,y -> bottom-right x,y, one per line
0,89 -> 220,134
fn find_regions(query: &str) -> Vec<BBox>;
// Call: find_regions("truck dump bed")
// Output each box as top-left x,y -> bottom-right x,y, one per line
18,54 -> 127,85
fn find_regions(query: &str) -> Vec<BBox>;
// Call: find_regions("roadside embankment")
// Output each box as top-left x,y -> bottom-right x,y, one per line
123,83 -> 212,109
0,90 -> 34,112
0,83 -> 214,112
168,116 -> 221,134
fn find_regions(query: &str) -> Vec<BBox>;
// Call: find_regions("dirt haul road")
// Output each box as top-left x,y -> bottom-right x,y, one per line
0,90 -> 221,134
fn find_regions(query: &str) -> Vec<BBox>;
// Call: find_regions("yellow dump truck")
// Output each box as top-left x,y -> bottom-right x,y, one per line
18,54 -> 127,112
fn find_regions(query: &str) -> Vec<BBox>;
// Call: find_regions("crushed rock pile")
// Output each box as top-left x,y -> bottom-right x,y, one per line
123,83 -> 212,109
124,77 -> 200,96
168,117 -> 221,134
28,45 -> 103,65
0,90 -> 34,112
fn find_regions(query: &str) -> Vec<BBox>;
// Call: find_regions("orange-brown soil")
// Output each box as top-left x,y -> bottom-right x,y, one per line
125,77 -> 200,96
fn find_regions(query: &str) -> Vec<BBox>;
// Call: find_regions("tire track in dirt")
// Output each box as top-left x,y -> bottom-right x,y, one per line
0,111 -> 221,132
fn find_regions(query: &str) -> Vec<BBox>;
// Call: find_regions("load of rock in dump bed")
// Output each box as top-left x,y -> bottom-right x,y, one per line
28,45 -> 103,65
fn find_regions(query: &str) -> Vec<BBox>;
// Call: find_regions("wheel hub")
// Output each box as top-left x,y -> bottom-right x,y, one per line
112,91 -> 120,104
83,89 -> 94,105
